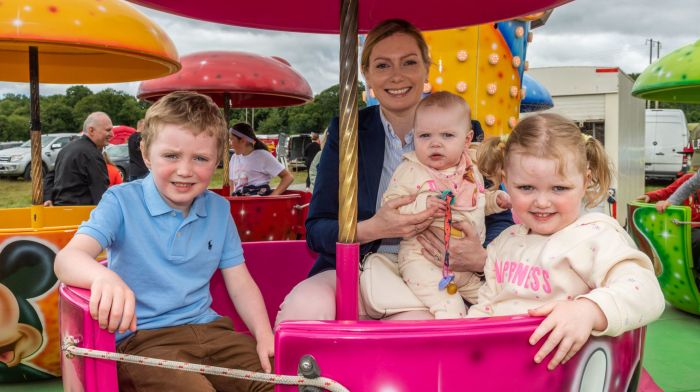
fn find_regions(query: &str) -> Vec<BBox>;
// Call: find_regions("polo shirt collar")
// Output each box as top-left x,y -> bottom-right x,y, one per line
142,174 -> 208,218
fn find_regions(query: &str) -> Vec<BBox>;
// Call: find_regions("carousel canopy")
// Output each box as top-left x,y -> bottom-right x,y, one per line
520,73 -> 554,113
130,0 -> 571,33
0,0 -> 179,83
138,51 -> 312,107
632,39 -> 700,104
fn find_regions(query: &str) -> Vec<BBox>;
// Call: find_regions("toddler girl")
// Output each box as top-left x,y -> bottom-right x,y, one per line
469,113 -> 664,370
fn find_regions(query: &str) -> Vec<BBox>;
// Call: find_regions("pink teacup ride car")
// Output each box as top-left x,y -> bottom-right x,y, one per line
59,0 -> 647,390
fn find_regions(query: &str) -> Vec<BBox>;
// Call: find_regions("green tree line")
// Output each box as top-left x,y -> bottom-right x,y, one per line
0,83 -> 366,142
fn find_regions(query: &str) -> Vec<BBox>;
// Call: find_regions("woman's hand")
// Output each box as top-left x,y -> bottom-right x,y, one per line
528,299 -> 607,370
416,220 -> 487,273
356,195 -> 437,244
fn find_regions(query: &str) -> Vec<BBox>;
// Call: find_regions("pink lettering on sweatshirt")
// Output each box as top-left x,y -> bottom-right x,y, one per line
493,259 -> 551,294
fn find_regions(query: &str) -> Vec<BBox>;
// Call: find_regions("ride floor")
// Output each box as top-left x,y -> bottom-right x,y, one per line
6,304 -> 699,392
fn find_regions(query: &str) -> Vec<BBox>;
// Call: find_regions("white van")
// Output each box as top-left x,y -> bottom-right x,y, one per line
645,109 -> 690,180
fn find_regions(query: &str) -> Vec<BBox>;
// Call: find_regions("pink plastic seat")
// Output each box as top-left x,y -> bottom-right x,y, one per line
59,240 -> 316,391
59,240 -> 644,391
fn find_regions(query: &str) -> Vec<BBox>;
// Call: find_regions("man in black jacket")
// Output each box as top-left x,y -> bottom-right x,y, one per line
43,112 -> 113,206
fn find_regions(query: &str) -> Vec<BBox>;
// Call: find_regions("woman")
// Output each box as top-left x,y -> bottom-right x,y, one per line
228,122 -> 294,196
276,19 -> 513,324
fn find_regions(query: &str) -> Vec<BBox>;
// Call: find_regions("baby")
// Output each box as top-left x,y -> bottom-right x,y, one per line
383,91 -> 510,319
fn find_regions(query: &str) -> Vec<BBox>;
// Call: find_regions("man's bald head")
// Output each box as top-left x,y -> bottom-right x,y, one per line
83,112 -> 113,148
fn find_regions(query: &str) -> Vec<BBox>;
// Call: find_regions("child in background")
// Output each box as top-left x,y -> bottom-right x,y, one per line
55,92 -> 274,392
647,170 -> 700,279
470,113 -> 664,370
382,92 -> 511,319
229,122 -> 294,196
103,151 -> 123,187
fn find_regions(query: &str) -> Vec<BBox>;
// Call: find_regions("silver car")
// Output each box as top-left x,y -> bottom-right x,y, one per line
0,133 -> 79,180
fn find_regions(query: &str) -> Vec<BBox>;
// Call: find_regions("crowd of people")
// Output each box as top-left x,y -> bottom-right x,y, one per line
50,18 -> 668,391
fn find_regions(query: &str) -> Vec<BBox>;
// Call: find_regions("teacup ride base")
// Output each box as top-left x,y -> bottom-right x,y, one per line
627,202 -> 700,315
60,241 -> 645,391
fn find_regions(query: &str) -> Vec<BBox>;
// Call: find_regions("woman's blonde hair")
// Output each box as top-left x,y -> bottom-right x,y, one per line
478,113 -> 612,208
361,19 -> 430,74
142,91 -> 227,160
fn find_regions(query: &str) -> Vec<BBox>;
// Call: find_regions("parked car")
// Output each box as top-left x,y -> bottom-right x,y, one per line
104,143 -> 129,181
644,109 -> 690,181
0,141 -> 22,150
284,133 -> 312,169
0,133 -> 79,180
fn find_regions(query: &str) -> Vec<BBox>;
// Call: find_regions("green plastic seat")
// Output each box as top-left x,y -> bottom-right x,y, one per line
627,202 -> 700,315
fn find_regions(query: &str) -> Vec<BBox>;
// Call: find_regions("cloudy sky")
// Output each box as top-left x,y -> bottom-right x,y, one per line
0,0 -> 697,97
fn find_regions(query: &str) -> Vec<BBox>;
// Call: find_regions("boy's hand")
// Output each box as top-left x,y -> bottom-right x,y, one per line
655,200 -> 672,213
496,193 -> 512,209
527,299 -> 606,371
89,269 -> 137,334
635,195 -> 650,203
426,196 -> 447,214
256,331 -> 275,373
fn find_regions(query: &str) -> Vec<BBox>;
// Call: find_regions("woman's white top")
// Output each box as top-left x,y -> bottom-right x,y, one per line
229,150 -> 285,191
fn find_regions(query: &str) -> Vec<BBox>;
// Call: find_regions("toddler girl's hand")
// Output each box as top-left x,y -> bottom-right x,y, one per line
89,269 -> 136,334
655,200 -> 671,213
496,193 -> 512,209
527,299 -> 606,371
635,195 -> 650,203
256,331 -> 275,373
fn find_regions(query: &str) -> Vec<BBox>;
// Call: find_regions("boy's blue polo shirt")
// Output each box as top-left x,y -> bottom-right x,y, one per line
77,174 -> 244,341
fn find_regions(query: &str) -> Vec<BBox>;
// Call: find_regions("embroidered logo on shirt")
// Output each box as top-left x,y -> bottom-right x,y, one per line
208,240 -> 213,250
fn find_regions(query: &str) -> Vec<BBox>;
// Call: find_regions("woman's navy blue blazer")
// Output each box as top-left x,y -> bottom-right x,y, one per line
305,105 -> 513,277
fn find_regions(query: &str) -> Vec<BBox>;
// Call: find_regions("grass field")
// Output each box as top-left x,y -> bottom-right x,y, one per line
0,168 -> 309,209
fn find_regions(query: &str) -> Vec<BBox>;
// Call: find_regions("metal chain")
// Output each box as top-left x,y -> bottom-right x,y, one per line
62,336 -> 349,392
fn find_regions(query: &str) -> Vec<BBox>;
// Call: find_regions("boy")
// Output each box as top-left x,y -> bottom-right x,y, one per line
382,91 -> 510,319
55,91 -> 273,392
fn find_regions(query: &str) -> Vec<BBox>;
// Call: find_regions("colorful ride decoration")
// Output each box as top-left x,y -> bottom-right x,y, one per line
0,0 -> 179,208
138,50 -> 313,240
137,51 -> 312,109
631,39 -> 700,104
129,0 -> 567,33
108,126 -> 136,145
422,19 -> 532,138
0,0 -> 178,383
58,1 -> 645,391
520,73 -> 554,113
208,189 -> 311,242
0,206 -> 94,382
627,202 -> 700,315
